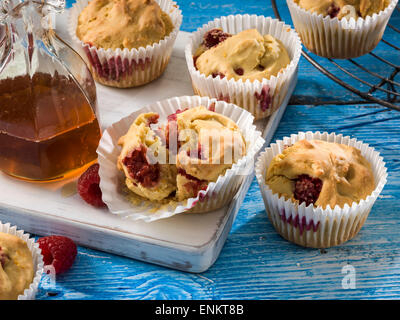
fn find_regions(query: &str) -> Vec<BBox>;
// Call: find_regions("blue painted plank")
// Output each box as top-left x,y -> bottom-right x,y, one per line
19,0 -> 400,300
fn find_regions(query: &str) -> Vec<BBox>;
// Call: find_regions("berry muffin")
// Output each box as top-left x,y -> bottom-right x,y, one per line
287,0 -> 398,58
294,0 -> 390,20
98,96 -> 264,221
255,132 -> 387,248
69,0 -> 182,87
117,106 -> 247,203
194,29 -> 290,83
265,139 -> 375,209
185,15 -> 301,120
0,232 -> 34,300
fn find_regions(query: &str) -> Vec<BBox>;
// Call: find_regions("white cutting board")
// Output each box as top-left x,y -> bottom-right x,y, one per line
0,11 -> 294,272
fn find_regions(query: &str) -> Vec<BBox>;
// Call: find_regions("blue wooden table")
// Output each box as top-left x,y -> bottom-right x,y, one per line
35,0 -> 400,299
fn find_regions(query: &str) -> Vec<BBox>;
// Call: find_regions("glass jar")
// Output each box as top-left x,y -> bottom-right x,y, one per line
0,0 -> 101,181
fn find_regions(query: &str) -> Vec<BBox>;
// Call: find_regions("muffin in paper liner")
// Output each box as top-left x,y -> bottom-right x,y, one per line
0,221 -> 44,300
184,14 -> 302,121
255,131 -> 388,248
68,0 -> 182,88
97,95 -> 265,222
287,0 -> 398,59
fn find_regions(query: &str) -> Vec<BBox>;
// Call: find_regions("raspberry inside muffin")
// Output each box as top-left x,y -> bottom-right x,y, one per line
265,139 -> 375,208
118,113 -> 176,201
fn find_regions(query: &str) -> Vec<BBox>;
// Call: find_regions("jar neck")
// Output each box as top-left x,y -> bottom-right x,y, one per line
0,0 -> 65,75
0,0 -> 65,26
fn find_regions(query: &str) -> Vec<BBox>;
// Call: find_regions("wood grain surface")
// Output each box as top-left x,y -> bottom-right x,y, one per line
12,0 -> 400,299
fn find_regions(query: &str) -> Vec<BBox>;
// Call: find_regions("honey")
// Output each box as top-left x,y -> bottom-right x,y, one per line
0,72 -> 101,181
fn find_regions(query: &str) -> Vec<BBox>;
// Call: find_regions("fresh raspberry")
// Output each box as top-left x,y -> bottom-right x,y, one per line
294,174 -> 323,206
38,236 -> 77,274
77,163 -> 106,208
202,28 -> 231,49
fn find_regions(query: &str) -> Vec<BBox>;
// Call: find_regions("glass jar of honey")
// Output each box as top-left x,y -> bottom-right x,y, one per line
0,0 -> 101,181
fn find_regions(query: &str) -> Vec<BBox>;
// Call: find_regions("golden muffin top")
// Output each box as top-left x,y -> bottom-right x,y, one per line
0,232 -> 34,300
175,106 -> 246,182
76,0 -> 174,50
194,29 -> 290,82
265,139 -> 375,209
294,0 -> 390,19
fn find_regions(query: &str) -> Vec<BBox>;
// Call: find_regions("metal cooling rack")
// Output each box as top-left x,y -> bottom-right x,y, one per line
271,0 -> 400,111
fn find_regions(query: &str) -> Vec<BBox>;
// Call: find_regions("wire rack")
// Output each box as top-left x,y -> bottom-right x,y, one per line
271,1 -> 400,112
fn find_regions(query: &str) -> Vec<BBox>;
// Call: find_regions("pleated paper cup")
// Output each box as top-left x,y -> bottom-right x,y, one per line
97,96 -> 264,222
185,15 -> 301,121
0,221 -> 44,300
287,0 -> 398,59
68,0 -> 182,88
255,132 -> 388,248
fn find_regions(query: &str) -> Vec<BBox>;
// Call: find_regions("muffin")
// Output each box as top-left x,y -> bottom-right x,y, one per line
185,15 -> 301,120
117,106 -> 247,203
287,0 -> 398,59
265,139 -> 375,209
194,29 -> 290,83
255,132 -> 388,248
98,96 -> 264,222
69,0 -> 182,87
294,0 -> 390,20
0,232 -> 34,300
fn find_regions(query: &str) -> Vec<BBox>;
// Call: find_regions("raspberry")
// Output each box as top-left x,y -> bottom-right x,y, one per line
38,236 -> 77,274
77,163 -> 106,208
208,103 -> 216,112
122,145 -> 160,188
293,174 -> 323,206
146,114 -> 159,126
211,72 -> 225,79
0,247 -> 9,268
255,85 -> 271,112
327,4 -> 340,18
202,28 -> 231,49
178,168 -> 208,196
234,67 -> 244,76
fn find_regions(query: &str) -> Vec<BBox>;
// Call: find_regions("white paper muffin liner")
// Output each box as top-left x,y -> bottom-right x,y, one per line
287,0 -> 398,59
0,221 -> 44,300
185,14 -> 302,120
68,0 -> 182,88
97,95 -> 265,222
255,132 -> 388,248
